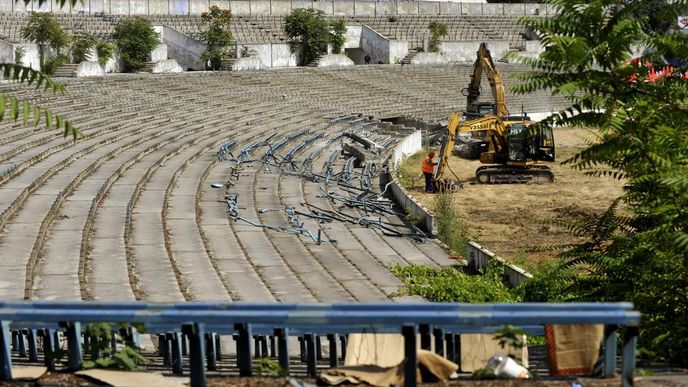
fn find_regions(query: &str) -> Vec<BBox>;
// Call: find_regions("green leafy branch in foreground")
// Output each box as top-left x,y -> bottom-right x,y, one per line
0,63 -> 79,140
511,0 -> 688,365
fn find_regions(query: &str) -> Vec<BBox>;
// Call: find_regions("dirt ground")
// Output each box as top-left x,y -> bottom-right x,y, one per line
413,127 -> 624,265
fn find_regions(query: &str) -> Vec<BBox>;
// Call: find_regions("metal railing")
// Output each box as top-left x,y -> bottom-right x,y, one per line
0,301 -> 639,387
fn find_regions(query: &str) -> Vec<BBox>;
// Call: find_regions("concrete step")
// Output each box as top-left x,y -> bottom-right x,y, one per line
306,55 -> 324,67
221,58 -> 237,71
138,61 -> 156,73
52,63 -> 79,78
401,49 -> 418,65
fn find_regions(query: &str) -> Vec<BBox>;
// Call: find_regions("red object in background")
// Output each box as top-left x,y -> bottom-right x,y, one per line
627,57 -> 688,83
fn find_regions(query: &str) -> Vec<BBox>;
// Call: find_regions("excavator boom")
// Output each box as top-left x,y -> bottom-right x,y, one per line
463,43 -> 509,119
432,112 -> 462,191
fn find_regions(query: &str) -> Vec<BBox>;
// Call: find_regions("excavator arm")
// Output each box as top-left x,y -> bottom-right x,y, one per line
432,112 -> 462,191
463,43 -> 509,119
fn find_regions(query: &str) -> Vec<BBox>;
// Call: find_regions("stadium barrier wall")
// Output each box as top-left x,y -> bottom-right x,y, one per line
0,40 -> 40,70
467,241 -> 532,286
234,42 -> 297,67
0,0 -> 553,16
158,25 -> 206,70
361,25 -> 408,65
385,130 -> 437,234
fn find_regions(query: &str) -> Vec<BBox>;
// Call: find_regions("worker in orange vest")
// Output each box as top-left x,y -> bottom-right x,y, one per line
421,150 -> 437,192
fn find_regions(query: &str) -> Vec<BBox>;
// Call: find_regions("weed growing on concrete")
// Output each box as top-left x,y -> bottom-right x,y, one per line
390,263 -> 518,303
256,358 -> 288,377
434,191 -> 469,256
427,22 -> 447,53
396,150 -> 425,190
82,323 -> 146,370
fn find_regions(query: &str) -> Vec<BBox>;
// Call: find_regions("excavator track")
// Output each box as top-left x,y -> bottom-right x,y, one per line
476,165 -> 554,184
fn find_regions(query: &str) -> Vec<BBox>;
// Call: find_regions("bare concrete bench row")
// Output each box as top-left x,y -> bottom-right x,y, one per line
0,66 -> 568,309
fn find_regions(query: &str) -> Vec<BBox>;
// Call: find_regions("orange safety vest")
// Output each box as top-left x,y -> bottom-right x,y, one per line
421,157 -> 435,173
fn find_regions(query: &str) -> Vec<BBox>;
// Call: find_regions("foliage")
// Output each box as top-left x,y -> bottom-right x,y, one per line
404,207 -> 423,228
14,46 -> 25,65
42,54 -> 68,75
329,19 -> 347,55
82,323 -> 146,370
255,358 -> 288,377
514,258 -> 577,303
0,0 -> 79,140
240,45 -> 258,58
96,41 -> 115,66
513,0 -> 688,365
471,367 -> 497,379
113,17 -> 159,72
20,0 -> 77,7
391,263 -> 519,303
427,21 -> 447,53
20,12 -> 69,71
396,150 -> 426,190
494,325 -> 527,350
71,34 -> 97,63
285,9 -> 348,65
0,63 -> 79,139
632,0 -> 675,34
434,191 -> 469,256
199,6 -> 233,70
285,9 -> 330,66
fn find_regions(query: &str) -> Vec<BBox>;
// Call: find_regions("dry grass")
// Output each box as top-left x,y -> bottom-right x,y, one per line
407,127 -> 624,264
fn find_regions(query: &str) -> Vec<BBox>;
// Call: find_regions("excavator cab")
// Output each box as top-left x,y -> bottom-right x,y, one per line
506,124 -> 556,163
506,124 -> 528,162
534,126 -> 555,162
464,102 -> 497,119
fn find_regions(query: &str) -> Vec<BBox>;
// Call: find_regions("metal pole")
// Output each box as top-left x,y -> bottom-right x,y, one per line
402,325 -> 417,387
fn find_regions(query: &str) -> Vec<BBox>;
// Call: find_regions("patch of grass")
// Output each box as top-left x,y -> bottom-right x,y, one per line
390,263 -> 520,303
256,358 -> 287,377
434,191 -> 469,256
396,150 -> 426,190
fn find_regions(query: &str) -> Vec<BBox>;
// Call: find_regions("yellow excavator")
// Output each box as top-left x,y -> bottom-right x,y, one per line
433,43 -> 555,187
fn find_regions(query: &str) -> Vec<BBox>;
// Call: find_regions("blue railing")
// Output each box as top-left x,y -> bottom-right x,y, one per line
0,302 -> 640,387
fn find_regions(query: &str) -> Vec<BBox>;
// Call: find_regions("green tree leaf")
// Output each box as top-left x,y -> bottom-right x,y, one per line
113,18 -> 160,72
512,0 -> 688,365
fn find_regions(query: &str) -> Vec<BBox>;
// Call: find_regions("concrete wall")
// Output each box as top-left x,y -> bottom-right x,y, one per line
387,130 -> 435,235
151,59 -> 183,72
410,52 -> 449,65
151,26 -> 167,62
0,40 -> 40,70
158,25 -> 206,70
0,40 -> 15,66
0,0 -> 551,15
75,61 -> 105,77
236,43 -> 296,68
232,57 -> 263,71
392,130 -> 421,168
317,54 -> 354,67
467,242 -> 532,287
361,25 -> 407,65
389,40 -> 408,64
344,25 -> 362,50
441,40 -> 509,62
